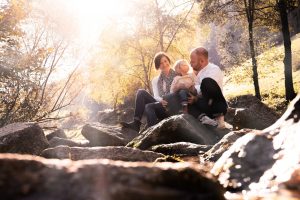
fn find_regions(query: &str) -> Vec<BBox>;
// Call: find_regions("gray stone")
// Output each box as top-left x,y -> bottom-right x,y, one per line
151,142 -> 212,156
212,95 -> 300,192
200,129 -> 254,163
226,95 -> 280,130
46,129 -> 67,141
97,108 -> 134,125
127,114 -> 228,150
41,146 -> 165,162
82,123 -> 138,147
0,123 -> 49,155
0,154 -> 225,200
48,137 -> 90,148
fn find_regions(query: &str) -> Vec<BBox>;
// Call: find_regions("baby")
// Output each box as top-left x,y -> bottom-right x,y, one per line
170,59 -> 197,113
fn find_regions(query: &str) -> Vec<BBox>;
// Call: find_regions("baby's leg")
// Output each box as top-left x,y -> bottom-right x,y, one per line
178,89 -> 189,114
178,89 -> 189,104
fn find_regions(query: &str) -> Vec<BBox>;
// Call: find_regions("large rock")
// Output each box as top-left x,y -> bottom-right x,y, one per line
127,114 -> 228,150
0,123 -> 49,155
226,95 -> 280,130
200,129 -> 255,163
82,123 -> 138,147
97,108 -> 134,125
212,95 -> 300,193
46,129 -> 67,141
41,146 -> 165,162
150,142 -> 212,156
48,137 -> 90,148
0,154 -> 225,200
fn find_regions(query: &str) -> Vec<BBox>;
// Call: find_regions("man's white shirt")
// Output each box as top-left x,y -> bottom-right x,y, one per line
193,63 -> 223,94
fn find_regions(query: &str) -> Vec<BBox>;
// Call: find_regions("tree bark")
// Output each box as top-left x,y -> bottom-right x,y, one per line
248,22 -> 261,100
244,0 -> 261,100
278,0 -> 296,101
155,0 -> 164,51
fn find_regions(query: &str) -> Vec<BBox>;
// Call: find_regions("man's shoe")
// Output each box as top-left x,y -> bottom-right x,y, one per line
198,114 -> 218,127
120,120 -> 141,132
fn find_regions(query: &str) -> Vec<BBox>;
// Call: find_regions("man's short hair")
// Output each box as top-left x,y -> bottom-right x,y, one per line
154,52 -> 171,70
191,47 -> 208,58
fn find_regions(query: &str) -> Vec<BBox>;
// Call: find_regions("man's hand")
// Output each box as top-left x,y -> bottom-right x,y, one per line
188,94 -> 198,104
160,99 -> 168,108
188,86 -> 197,95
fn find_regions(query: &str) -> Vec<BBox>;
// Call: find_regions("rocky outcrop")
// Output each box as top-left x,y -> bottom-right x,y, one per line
127,114 -> 228,150
48,137 -> 90,148
0,154 -> 225,200
150,142 -> 212,156
0,123 -> 49,155
226,95 -> 280,130
82,123 -> 138,147
41,146 -> 165,162
46,129 -> 67,141
200,129 -> 255,163
212,95 -> 300,193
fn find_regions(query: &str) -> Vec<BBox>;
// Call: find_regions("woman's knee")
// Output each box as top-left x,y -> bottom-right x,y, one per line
137,89 -> 147,96
145,103 -> 154,112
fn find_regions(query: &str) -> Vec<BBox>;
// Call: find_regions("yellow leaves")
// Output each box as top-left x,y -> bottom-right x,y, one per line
47,48 -> 54,54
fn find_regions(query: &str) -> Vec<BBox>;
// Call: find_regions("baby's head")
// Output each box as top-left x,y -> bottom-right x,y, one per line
174,59 -> 190,76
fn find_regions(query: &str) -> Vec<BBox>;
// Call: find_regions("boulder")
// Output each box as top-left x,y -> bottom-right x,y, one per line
0,123 -> 49,155
82,123 -> 138,147
46,129 -> 67,141
41,146 -> 165,162
48,137 -> 90,148
127,114 -> 229,150
97,109 -> 119,125
200,129 -> 255,163
150,142 -> 212,156
97,108 -> 134,125
212,95 -> 300,193
0,154 -> 225,200
226,95 -> 280,130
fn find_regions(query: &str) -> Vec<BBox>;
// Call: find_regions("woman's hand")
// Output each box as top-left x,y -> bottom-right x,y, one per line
160,99 -> 168,108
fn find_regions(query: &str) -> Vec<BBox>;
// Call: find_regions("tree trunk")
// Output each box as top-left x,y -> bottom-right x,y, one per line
248,22 -> 261,100
244,0 -> 261,100
141,53 -> 152,94
155,0 -> 164,51
278,0 -> 296,101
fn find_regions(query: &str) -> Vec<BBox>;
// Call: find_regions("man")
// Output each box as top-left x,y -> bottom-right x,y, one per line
188,47 -> 228,128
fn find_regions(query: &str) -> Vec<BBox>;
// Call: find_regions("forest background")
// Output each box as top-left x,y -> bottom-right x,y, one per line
0,0 -> 299,127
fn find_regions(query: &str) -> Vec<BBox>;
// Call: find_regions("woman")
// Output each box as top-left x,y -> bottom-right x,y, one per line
121,52 -> 177,132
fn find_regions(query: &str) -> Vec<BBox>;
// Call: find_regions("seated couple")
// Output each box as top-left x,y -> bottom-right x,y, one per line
121,47 -> 228,132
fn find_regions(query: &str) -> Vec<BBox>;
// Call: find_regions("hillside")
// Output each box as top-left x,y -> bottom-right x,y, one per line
224,33 -> 300,113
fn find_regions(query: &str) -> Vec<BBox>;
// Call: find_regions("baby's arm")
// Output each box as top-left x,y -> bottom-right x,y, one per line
170,76 -> 180,93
